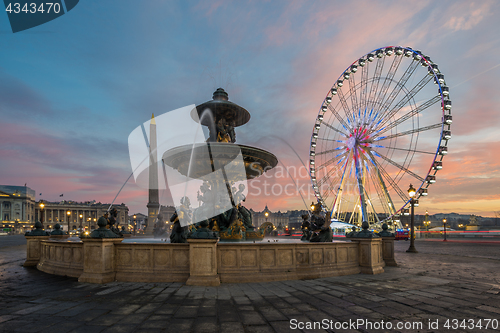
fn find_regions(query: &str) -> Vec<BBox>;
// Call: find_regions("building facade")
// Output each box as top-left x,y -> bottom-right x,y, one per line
34,201 -> 129,232
0,185 -> 37,233
252,205 -> 289,229
129,213 -> 147,231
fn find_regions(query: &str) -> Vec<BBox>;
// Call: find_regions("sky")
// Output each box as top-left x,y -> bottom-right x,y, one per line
1,0 -> 499,217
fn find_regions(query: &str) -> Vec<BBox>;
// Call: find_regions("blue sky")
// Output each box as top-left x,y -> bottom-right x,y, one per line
1,0 -> 499,217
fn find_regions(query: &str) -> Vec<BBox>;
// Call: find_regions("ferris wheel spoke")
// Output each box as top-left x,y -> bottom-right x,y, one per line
318,159 -> 349,203
375,55 -> 403,110
365,151 -> 398,215
367,56 -> 385,110
327,105 -> 351,132
366,166 -> 391,216
317,151 -> 348,169
316,164 -> 341,188
373,145 -> 436,155
374,123 -> 442,142
378,74 -> 433,128
359,63 -> 369,112
373,151 -> 425,182
348,73 -> 359,115
337,88 -> 355,125
322,122 -> 348,136
378,95 -> 441,135
377,60 -> 420,119
316,147 -> 345,157
372,159 -> 408,202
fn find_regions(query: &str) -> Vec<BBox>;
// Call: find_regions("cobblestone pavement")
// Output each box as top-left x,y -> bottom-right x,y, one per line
1,236 -> 499,333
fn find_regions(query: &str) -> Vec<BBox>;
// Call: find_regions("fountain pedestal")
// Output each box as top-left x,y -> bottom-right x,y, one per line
381,236 -> 397,266
24,235 -> 50,267
349,238 -> 385,274
186,239 -> 220,286
78,238 -> 123,284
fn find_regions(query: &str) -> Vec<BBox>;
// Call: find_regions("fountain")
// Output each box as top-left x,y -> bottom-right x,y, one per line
162,88 -> 277,241
28,88 -> 394,285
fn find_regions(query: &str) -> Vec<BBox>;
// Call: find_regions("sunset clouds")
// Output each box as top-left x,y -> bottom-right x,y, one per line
1,0 -> 499,217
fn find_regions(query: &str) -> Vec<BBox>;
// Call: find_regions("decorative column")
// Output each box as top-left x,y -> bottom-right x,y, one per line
379,223 -> 397,266
186,239 -> 220,286
24,222 -> 49,267
346,222 -> 385,275
78,216 -> 123,284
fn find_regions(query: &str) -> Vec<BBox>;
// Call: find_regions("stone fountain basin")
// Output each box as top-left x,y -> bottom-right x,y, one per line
29,235 -> 393,284
162,142 -> 278,181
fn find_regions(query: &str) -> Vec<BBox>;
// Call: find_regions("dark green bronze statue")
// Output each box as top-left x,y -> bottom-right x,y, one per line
308,202 -> 333,243
25,221 -> 49,236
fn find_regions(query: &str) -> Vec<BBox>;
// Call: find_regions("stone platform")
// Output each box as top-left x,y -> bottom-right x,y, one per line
28,236 -> 392,285
1,236 -> 499,332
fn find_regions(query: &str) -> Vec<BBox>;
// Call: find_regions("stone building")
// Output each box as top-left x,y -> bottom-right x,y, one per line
34,200 -> 129,232
0,185 -> 37,233
129,213 -> 147,231
252,205 -> 289,229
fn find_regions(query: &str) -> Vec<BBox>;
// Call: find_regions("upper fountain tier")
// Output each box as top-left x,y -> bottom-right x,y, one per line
192,88 -> 251,129
163,88 -> 277,180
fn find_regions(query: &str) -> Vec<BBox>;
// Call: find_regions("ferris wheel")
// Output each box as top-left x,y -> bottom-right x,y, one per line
309,46 -> 452,228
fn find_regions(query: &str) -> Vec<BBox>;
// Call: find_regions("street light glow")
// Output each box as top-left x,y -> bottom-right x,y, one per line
407,184 -> 416,198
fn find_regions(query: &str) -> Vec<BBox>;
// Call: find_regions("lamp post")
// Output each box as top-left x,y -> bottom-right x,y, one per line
406,184 -> 418,253
443,218 -> 447,241
133,215 -> 136,235
264,211 -> 269,235
79,214 -> 83,234
39,201 -> 45,228
66,210 -> 71,233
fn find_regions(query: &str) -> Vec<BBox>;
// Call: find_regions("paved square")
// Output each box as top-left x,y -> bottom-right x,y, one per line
1,236 -> 499,332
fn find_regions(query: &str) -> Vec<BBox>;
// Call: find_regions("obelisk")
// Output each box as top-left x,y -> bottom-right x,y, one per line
146,113 -> 160,233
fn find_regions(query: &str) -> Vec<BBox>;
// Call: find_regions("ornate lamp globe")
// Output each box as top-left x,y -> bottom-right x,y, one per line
408,184 -> 416,198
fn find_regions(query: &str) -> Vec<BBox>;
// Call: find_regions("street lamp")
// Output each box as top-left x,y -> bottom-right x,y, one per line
133,215 -> 136,235
66,210 -> 71,233
406,184 -> 418,253
264,211 -> 271,235
79,214 -> 83,234
443,218 -> 447,241
39,201 -> 45,227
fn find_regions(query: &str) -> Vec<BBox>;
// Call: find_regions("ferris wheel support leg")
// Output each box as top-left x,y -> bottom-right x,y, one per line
354,148 -> 368,223
366,150 -> 398,222
332,156 -> 350,220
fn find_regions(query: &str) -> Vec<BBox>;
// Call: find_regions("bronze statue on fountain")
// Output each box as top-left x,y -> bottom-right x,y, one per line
163,88 -> 277,241
169,196 -> 192,243
300,214 -> 311,241
153,213 -> 167,238
106,208 -> 123,238
308,201 -> 333,243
